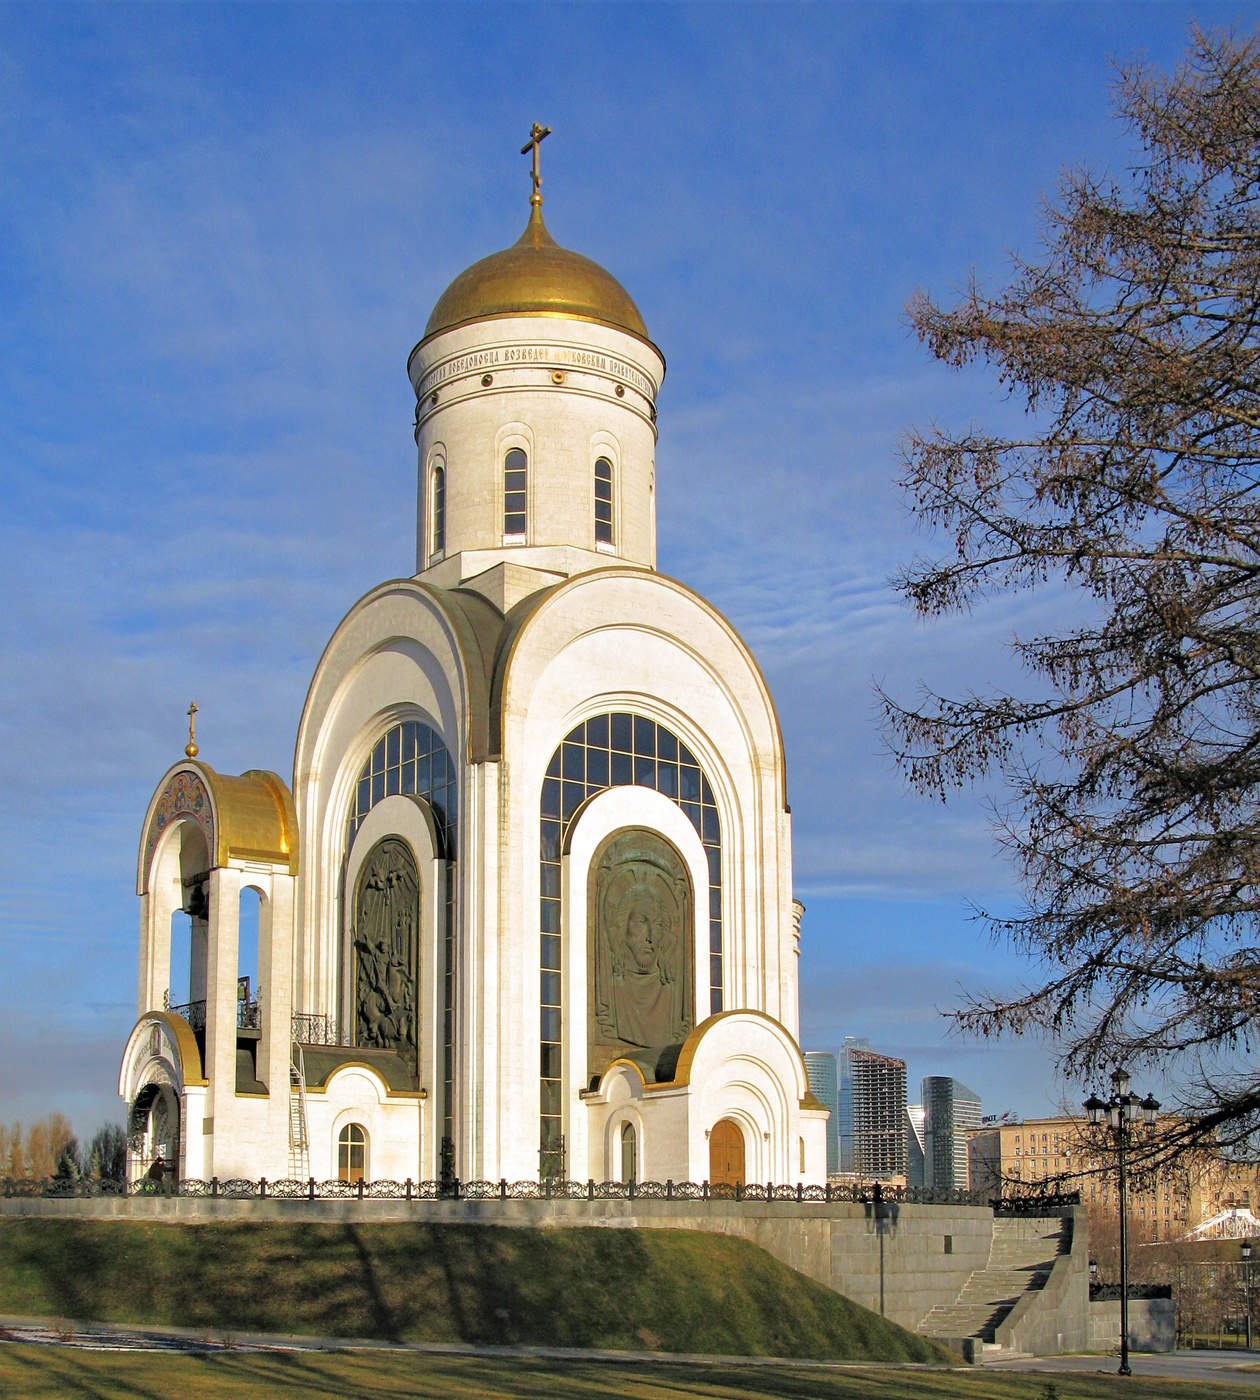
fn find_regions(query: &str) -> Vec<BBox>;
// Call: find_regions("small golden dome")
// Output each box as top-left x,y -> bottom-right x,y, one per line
424,205 -> 648,342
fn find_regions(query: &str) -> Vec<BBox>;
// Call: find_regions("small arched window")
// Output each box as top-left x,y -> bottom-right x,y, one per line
338,1123 -> 367,1184
620,1121 -> 637,1185
594,457 -> 614,546
504,448 -> 527,538
431,463 -> 446,557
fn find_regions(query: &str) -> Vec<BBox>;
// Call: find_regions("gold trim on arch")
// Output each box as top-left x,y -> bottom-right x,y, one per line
144,1010 -> 207,1087
303,1061 -> 427,1101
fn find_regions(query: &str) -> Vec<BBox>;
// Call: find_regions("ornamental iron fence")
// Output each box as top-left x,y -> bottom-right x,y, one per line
0,1175 -> 1078,1208
289,1012 -> 344,1046
164,998 -> 206,1034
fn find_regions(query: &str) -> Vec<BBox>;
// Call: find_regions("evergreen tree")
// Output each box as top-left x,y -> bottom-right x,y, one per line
86,1124 -> 128,1183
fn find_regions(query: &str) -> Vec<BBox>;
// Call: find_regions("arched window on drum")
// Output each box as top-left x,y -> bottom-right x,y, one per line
504,448 -> 527,539
594,457 -> 614,547
431,462 -> 446,558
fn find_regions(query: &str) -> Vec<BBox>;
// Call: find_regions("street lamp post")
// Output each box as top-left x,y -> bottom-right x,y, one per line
1242,1239 -> 1253,1351
1085,1067 -> 1160,1377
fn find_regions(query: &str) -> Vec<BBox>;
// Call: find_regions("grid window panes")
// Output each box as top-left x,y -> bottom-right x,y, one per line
338,1123 -> 366,1184
594,457 -> 614,545
347,720 -> 457,851
538,712 -> 722,1174
431,464 -> 445,556
504,447 -> 527,537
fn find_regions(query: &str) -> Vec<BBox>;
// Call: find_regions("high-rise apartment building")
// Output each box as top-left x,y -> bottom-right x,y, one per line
839,1038 -> 907,1178
804,1051 -> 839,1176
922,1076 -> 982,1190
906,1103 -> 926,1188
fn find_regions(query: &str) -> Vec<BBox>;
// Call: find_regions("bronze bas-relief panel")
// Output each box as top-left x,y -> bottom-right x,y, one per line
352,837 -> 419,1064
588,827 -> 693,1083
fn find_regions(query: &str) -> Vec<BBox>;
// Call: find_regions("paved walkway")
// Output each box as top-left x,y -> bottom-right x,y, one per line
4,1314 -> 1259,1383
0,1314 -> 942,1369
987,1349 -> 1260,1385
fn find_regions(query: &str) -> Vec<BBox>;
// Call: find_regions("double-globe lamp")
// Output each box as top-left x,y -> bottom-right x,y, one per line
1084,1067 -> 1159,1377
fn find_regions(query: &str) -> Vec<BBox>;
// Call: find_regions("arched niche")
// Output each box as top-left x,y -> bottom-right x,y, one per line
350,837 -> 420,1062
341,793 -> 446,1102
586,825 -> 694,1085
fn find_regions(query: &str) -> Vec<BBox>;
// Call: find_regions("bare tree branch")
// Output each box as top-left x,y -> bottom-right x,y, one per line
882,26 -> 1260,1158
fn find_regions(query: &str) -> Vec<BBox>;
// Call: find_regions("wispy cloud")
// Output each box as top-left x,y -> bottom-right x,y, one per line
0,4 -> 1217,1137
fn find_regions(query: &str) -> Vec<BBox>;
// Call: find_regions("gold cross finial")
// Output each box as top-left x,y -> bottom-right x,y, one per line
520,122 -> 551,207
185,701 -> 199,759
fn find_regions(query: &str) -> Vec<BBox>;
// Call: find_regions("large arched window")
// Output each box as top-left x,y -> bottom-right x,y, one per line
431,462 -> 446,557
346,719 -> 456,849
338,1123 -> 367,1183
538,712 -> 723,1177
504,448 -> 527,538
594,457 -> 614,546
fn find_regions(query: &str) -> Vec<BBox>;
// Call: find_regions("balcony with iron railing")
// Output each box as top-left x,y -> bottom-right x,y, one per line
162,996 -> 261,1033
159,996 -> 351,1047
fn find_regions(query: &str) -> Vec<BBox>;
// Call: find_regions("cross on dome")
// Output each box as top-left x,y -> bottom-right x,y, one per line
520,122 -> 551,206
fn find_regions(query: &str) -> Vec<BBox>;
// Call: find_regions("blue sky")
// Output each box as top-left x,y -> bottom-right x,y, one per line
2,2 -> 1252,1144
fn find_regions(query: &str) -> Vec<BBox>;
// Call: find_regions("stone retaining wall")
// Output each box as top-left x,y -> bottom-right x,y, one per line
0,1196 -> 1083,1347
1089,1296 -> 1176,1353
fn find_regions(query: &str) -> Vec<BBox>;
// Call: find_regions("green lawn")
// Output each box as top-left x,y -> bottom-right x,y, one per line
0,1219 -> 947,1362
0,1348 -> 1253,1400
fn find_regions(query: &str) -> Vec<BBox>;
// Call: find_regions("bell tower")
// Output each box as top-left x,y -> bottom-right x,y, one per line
408,127 -> 666,604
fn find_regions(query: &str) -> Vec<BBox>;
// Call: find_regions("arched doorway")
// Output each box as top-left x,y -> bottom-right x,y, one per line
709,1118 -> 744,1187
128,1081 -> 180,1182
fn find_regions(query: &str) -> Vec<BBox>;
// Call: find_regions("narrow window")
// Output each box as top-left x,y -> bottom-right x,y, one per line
431,464 -> 445,556
338,1123 -> 367,1184
594,456 -> 614,546
504,448 -> 527,538
620,1122 -> 637,1184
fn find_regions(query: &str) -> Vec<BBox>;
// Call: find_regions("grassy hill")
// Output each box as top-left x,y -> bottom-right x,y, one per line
0,1219 -> 950,1362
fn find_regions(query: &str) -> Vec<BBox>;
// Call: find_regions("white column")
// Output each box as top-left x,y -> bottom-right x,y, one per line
259,871 -> 296,1162
786,898 -> 805,1040
139,881 -> 176,1015
462,760 -> 493,1179
203,866 -> 241,1169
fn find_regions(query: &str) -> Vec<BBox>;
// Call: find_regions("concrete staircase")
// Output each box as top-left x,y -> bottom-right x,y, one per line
917,1216 -> 1069,1359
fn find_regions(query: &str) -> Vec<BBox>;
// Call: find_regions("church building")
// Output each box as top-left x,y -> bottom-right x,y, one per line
120,130 -> 828,1189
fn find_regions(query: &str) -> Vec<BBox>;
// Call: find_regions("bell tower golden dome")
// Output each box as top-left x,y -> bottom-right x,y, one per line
422,122 -> 651,345
409,126 -> 665,591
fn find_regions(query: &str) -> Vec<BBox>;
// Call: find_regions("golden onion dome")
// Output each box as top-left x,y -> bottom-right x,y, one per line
424,204 -> 648,342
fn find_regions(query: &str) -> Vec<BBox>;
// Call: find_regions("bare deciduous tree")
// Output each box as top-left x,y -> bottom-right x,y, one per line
883,28 -> 1260,1156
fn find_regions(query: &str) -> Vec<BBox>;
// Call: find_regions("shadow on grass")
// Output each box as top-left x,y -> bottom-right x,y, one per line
3,1346 -> 1258,1400
0,1221 -> 946,1361
342,1225 -> 401,1342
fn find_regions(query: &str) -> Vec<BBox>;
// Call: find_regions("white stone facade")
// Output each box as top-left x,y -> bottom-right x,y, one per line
120,196 -> 827,1189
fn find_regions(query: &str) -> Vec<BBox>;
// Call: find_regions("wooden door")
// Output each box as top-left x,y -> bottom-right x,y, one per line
709,1118 -> 745,1187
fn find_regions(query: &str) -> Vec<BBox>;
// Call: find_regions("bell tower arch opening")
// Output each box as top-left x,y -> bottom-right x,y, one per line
237,885 -> 261,1026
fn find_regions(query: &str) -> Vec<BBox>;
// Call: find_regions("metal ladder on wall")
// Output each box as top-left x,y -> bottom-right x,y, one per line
289,1042 -> 310,1178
